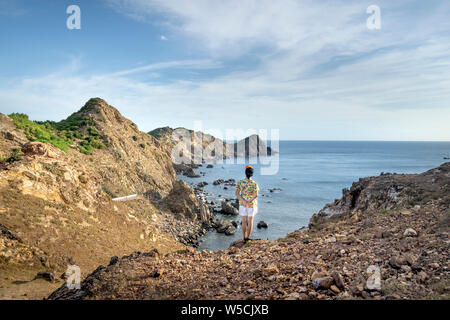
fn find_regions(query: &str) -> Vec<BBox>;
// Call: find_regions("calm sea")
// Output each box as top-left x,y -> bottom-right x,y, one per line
179,141 -> 450,251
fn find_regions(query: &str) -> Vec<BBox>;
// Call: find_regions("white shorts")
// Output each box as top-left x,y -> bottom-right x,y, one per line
239,205 -> 257,217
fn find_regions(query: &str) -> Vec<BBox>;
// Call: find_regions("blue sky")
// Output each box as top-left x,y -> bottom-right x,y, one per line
0,0 -> 449,140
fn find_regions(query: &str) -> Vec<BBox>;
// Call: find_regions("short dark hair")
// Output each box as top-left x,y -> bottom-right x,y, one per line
245,166 -> 254,179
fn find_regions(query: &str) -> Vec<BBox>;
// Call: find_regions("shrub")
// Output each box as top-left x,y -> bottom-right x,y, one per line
88,126 -> 101,138
90,140 -> 105,149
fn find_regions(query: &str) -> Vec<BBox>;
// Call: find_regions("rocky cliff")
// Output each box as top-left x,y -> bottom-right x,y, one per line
0,98 -> 208,299
149,126 -> 276,164
48,163 -> 449,300
310,163 -> 450,227
62,98 -> 176,197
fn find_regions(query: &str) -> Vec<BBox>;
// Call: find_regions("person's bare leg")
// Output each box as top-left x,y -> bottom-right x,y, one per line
247,216 -> 254,239
241,216 -> 248,241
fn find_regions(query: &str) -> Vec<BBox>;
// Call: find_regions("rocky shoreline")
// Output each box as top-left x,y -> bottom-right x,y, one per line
153,163 -> 245,247
47,162 -> 450,300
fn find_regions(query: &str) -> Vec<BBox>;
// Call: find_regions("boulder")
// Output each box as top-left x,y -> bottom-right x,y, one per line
225,225 -> 236,236
257,221 -> 268,229
159,180 -> 199,220
312,276 -> 334,290
221,201 -> 239,215
224,179 -> 236,186
197,181 -> 208,188
198,203 -> 214,224
216,221 -> 236,236
216,220 -> 233,234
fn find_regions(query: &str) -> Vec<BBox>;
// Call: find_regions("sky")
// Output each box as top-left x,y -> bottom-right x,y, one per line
0,0 -> 449,140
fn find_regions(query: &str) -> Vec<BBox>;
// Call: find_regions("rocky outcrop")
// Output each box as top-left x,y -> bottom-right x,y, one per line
22,142 -> 59,158
233,134 -> 275,157
309,162 -> 450,228
149,126 -> 277,164
159,180 -> 201,221
157,180 -> 214,246
173,163 -> 200,178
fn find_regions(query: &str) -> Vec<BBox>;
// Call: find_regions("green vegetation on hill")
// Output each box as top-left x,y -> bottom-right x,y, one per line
9,112 -> 105,155
9,113 -> 73,152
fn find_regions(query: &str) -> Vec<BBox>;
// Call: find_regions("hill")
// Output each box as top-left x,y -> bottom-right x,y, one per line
0,98 -> 213,299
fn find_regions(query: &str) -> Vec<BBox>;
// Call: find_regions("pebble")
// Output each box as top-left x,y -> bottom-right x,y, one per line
330,285 -> 340,293
403,228 -> 417,237
326,236 -> 337,243
312,276 -> 334,290
263,265 -> 279,276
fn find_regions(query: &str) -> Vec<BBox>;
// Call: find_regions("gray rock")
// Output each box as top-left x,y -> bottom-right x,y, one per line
221,201 -> 239,215
389,256 -> 407,269
216,220 -> 236,236
403,228 -> 417,237
312,276 -> 334,290
257,221 -> 268,229
365,265 -> 381,291
224,225 -> 236,236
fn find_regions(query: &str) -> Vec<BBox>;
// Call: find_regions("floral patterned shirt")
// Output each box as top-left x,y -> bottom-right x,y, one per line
236,178 -> 259,208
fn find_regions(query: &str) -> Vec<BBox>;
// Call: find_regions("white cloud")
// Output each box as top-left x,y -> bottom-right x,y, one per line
160,35 -> 168,41
1,1 -> 449,140
1,35 -> 450,141
105,59 -> 221,77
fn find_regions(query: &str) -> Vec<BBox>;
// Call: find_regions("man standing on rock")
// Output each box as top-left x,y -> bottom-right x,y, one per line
235,165 -> 259,242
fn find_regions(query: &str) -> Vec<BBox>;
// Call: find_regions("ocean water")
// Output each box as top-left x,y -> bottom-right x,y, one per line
179,141 -> 450,251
